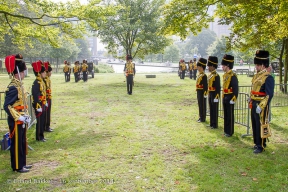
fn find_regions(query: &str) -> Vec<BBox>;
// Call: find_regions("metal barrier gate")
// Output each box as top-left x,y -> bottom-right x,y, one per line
208,84 -> 288,137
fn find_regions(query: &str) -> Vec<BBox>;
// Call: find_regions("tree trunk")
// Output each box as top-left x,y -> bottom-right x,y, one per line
279,39 -> 285,84
283,38 -> 288,93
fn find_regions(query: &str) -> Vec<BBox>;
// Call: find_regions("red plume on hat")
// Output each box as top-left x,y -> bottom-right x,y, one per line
32,61 -> 42,73
5,55 -> 16,74
44,61 -> 49,71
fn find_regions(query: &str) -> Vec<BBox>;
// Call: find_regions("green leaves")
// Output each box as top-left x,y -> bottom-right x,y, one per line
95,0 -> 171,59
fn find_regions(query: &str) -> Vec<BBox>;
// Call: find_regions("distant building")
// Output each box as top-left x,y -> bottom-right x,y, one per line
208,5 -> 231,37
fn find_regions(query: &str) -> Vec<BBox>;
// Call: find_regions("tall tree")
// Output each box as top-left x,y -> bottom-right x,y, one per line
95,0 -> 171,59
162,0 -> 288,86
216,0 -> 288,86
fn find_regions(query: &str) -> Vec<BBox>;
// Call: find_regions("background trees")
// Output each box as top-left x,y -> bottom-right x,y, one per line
95,0 -> 171,60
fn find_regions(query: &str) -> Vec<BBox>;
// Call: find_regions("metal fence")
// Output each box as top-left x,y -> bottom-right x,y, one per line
0,92 -> 36,129
208,84 -> 288,137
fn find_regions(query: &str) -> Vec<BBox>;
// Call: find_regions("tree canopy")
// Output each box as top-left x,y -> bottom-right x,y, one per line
95,0 -> 171,59
0,0 -> 115,48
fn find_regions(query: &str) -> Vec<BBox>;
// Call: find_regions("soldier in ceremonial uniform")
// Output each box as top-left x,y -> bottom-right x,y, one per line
196,58 -> 208,123
179,59 -> 187,79
221,54 -> 238,137
207,56 -> 221,129
123,55 -> 136,95
81,59 -> 88,82
249,50 -> 274,153
192,58 -> 197,80
32,61 -> 47,142
4,54 -> 32,173
73,61 -> 80,82
188,60 -> 194,79
63,61 -> 70,82
67,62 -> 71,82
43,62 -> 53,132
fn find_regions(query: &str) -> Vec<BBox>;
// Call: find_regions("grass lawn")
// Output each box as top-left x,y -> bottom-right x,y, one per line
0,72 -> 288,192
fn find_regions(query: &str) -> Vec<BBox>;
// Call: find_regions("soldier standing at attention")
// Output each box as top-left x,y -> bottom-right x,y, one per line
67,62 -> 71,82
179,59 -> 187,79
188,60 -> 194,79
196,58 -> 208,123
4,54 -> 32,173
221,54 -> 238,137
32,61 -> 47,142
73,61 -> 80,82
43,62 -> 53,132
63,60 -> 70,82
82,59 -> 88,82
207,56 -> 221,129
193,58 -> 198,80
249,50 -> 274,154
123,55 -> 136,95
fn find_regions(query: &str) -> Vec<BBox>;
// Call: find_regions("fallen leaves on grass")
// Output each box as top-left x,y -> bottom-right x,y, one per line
241,172 -> 247,176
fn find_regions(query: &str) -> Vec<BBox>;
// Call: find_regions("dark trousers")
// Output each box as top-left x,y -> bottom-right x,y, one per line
9,123 -> 27,171
64,72 -> 69,82
35,107 -> 46,140
180,70 -> 185,79
189,70 -> 193,79
126,75 -> 133,94
223,95 -> 234,135
209,92 -> 219,128
193,70 -> 197,80
197,90 -> 206,122
83,71 -> 88,82
74,73 -> 79,82
45,99 -> 52,131
251,100 -> 267,149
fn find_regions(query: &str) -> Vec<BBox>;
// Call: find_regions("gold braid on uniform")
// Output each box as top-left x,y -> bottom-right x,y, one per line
208,70 -> 219,99
222,70 -> 237,101
125,62 -> 134,75
180,62 -> 186,70
189,63 -> 193,70
63,65 -> 69,72
251,69 -> 270,122
82,64 -> 88,72
36,76 -> 47,105
45,76 -> 52,99
196,72 -> 207,96
6,78 -> 28,121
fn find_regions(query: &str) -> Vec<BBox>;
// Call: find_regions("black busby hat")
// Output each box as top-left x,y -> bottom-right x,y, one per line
44,61 -> 52,72
5,54 -> 27,75
14,54 -> 26,74
126,55 -> 133,60
254,50 -> 269,67
197,58 -> 207,69
207,56 -> 218,68
221,54 -> 234,69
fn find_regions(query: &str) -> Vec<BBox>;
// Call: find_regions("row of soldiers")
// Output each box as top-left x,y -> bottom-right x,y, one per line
63,60 -> 89,82
3,54 -> 54,173
194,50 -> 274,154
179,58 -> 198,80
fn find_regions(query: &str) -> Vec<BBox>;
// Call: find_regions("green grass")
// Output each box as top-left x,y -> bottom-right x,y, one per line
0,73 -> 287,192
